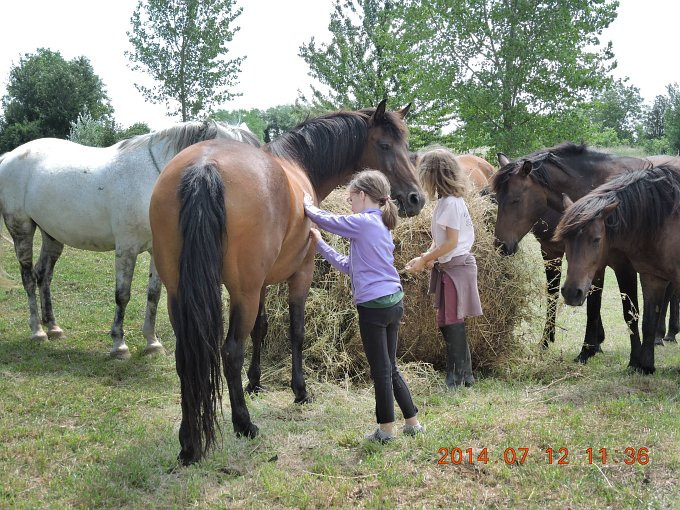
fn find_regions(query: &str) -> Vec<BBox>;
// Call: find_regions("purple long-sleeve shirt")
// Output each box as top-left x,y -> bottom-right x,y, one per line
304,203 -> 402,305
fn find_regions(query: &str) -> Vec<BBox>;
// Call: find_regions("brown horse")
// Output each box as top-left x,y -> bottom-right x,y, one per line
556,165 -> 680,374
149,100 -> 425,465
490,143 -> 679,365
410,150 -> 495,190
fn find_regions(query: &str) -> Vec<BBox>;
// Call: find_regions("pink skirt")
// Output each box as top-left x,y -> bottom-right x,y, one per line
437,273 -> 464,327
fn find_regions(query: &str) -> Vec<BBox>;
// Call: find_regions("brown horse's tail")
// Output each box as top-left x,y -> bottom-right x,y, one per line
173,162 -> 226,462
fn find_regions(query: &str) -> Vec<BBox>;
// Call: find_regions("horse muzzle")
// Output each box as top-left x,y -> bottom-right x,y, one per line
561,285 -> 587,306
495,239 -> 518,256
395,191 -> 426,217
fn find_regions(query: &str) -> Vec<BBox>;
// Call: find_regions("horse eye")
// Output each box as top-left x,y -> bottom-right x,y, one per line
592,237 -> 601,245
510,198 -> 520,205
379,142 -> 391,150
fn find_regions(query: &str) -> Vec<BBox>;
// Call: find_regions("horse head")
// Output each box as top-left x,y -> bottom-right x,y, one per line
555,199 -> 618,306
358,100 -> 425,217
491,154 -> 551,255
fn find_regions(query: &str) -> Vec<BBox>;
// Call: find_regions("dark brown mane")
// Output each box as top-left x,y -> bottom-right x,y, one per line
491,143 -> 619,195
555,165 -> 680,242
265,109 -> 407,189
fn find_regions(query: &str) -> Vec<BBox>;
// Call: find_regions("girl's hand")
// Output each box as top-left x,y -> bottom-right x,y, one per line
309,227 -> 322,243
405,256 -> 426,273
303,192 -> 314,207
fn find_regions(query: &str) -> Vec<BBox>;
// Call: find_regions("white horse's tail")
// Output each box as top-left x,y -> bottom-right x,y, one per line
0,154 -> 19,289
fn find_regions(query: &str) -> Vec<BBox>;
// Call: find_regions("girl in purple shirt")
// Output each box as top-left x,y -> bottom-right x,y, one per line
304,170 -> 422,443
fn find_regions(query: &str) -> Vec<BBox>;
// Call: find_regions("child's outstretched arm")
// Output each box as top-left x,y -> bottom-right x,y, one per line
310,228 -> 350,274
303,194 -> 362,239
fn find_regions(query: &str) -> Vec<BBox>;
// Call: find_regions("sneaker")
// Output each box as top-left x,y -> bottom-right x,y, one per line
402,424 -> 425,437
364,428 -> 394,444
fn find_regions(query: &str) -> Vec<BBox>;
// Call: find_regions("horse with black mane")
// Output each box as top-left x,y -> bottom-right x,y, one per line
491,143 -> 679,364
149,101 -> 425,465
0,120 -> 259,358
555,165 -> 680,374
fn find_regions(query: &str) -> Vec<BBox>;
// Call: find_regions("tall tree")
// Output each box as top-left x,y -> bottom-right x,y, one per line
644,94 -> 668,140
126,0 -> 244,121
411,0 -> 618,155
0,48 -> 112,152
588,78 -> 643,143
298,1 -> 444,128
665,83 -> 680,154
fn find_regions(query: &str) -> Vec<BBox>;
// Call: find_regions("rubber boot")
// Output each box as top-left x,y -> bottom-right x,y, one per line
440,323 -> 475,388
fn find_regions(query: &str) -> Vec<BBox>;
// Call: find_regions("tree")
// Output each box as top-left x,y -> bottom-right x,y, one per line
298,0 -> 445,131
212,104 -> 306,143
587,78 -> 643,143
0,48 -> 112,152
126,0 -> 244,121
664,83 -> 680,154
411,0 -> 618,155
644,94 -> 668,139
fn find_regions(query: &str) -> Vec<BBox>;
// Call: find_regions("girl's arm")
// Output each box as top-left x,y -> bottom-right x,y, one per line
405,228 -> 458,273
304,202 -> 362,239
316,238 -> 350,274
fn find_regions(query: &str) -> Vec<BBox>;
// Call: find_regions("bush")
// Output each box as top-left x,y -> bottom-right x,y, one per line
68,110 -> 118,147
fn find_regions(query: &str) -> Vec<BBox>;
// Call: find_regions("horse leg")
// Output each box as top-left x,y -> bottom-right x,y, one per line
6,217 -> 46,340
654,285 -> 672,346
110,247 -> 138,359
635,273 -> 668,374
542,256 -> 561,348
574,268 -> 606,362
666,288 -> 679,343
35,230 -> 65,339
288,258 -> 314,404
141,253 -> 164,355
611,261 -> 642,369
245,287 -> 268,395
222,294 -> 261,438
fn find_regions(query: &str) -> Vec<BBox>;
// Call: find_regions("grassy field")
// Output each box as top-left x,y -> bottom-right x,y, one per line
1,235 -> 679,509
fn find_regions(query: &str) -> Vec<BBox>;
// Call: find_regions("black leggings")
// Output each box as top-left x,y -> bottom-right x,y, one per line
357,301 -> 418,424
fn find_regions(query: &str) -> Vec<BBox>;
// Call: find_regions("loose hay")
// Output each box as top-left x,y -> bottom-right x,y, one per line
261,187 -> 544,382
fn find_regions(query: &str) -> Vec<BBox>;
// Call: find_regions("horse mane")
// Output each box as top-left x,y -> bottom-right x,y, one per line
554,165 -> 680,242
117,120 -> 260,157
491,142 -> 614,194
265,108 -> 407,188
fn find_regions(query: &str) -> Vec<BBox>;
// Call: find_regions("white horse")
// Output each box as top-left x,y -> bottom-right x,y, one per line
0,120 -> 260,358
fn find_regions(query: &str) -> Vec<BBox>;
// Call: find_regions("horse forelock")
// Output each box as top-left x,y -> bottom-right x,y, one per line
555,165 -> 680,242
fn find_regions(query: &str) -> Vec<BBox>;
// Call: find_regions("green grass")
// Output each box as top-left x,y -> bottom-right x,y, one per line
1,235 -> 679,509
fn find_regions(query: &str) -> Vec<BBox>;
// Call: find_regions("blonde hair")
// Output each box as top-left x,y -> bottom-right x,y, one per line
348,169 -> 399,230
417,146 -> 468,200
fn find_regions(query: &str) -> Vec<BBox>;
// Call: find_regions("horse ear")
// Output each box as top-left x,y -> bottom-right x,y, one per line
520,160 -> 533,176
397,103 -> 411,119
562,193 -> 574,209
602,201 -> 619,217
497,152 -> 511,167
373,99 -> 387,123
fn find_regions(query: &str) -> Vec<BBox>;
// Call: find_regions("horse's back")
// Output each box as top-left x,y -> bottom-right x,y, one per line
151,139 -> 311,294
455,154 -> 495,189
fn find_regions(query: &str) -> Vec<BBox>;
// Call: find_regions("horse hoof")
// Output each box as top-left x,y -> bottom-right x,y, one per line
47,326 -> 65,340
573,354 -> 589,364
632,364 -> 655,375
294,394 -> 313,405
654,337 -> 665,346
31,331 -> 48,342
235,422 -> 259,439
110,346 -> 131,360
143,342 -> 165,356
245,383 -> 264,395
664,336 -> 677,344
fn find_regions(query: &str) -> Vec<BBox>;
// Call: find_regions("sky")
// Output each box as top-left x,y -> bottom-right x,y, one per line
0,0 -> 678,130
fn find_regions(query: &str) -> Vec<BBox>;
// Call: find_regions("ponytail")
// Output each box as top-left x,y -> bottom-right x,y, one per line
379,197 -> 399,230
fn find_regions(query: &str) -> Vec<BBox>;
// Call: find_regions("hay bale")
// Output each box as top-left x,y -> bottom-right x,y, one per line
262,188 -> 543,381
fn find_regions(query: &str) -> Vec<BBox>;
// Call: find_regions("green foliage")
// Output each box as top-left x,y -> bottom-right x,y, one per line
126,0 -> 244,121
68,110 -> 118,147
0,48 -> 112,152
644,94 -> 668,139
664,83 -> 680,154
586,78 -> 643,143
213,104 -> 307,142
116,122 -> 151,141
417,0 -> 618,156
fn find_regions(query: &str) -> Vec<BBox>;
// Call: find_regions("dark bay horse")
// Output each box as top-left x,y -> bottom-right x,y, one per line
490,143 -> 677,364
149,101 -> 425,465
556,165 -> 680,373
